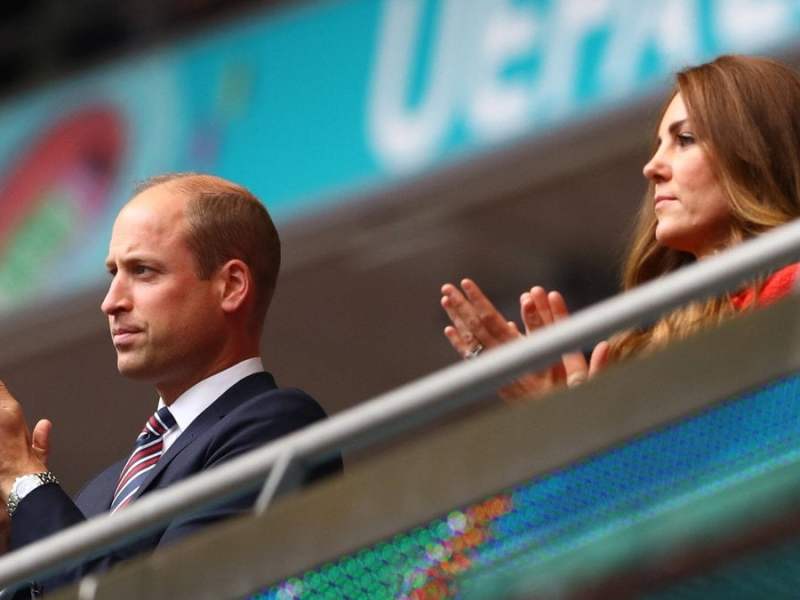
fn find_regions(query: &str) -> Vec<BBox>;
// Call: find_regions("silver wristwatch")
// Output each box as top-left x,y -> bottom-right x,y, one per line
7,472 -> 59,517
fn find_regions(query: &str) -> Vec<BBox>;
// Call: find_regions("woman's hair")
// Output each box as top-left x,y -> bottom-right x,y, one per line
610,55 -> 800,360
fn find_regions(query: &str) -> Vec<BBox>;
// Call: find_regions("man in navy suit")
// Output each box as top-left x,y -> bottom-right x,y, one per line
0,173 -> 341,594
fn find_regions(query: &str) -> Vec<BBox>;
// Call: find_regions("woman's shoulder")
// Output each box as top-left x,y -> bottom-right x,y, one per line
731,263 -> 800,310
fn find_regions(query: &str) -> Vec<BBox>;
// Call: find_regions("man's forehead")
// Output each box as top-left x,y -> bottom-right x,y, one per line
126,182 -> 189,213
109,188 -> 189,252
119,183 -> 190,224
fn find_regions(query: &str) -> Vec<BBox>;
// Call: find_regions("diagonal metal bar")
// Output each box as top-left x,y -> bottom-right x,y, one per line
253,448 -> 298,515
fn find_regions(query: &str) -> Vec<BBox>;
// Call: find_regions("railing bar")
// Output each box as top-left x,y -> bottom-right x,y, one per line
1,219 -> 800,587
253,449 -> 295,515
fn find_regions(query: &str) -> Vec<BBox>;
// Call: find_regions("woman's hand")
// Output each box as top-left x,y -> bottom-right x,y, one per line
440,279 -> 609,402
521,287 -> 609,389
441,278 -> 547,401
441,279 -> 519,357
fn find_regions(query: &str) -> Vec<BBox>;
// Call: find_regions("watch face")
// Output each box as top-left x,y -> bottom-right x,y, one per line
16,475 -> 41,498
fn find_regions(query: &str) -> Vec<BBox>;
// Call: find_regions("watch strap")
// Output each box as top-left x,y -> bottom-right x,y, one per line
7,472 -> 59,517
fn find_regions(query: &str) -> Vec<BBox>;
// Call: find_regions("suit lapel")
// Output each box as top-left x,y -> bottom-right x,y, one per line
83,459 -> 127,516
131,372 -> 277,501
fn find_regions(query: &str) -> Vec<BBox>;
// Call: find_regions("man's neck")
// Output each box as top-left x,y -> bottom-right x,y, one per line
157,354 -> 262,406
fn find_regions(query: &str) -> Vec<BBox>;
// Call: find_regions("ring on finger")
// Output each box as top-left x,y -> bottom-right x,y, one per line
465,344 -> 484,360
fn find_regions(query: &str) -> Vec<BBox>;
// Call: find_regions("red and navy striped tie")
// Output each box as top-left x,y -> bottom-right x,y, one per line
110,407 -> 177,513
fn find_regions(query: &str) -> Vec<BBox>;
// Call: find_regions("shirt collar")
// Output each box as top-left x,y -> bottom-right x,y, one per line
157,357 -> 264,433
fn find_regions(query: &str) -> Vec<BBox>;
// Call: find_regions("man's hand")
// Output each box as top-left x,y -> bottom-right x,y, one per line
32,419 -> 52,468
0,382 -> 51,555
0,381 -> 48,501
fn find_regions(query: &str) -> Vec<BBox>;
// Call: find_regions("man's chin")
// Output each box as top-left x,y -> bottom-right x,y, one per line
116,357 -> 156,381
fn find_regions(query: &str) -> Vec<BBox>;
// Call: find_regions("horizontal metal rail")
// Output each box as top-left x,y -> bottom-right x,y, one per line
3,218 -> 800,588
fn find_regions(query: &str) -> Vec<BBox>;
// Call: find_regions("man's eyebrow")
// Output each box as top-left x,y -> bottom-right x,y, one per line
107,254 -> 166,269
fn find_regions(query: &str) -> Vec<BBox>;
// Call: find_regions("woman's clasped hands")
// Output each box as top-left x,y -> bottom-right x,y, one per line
440,279 -> 609,402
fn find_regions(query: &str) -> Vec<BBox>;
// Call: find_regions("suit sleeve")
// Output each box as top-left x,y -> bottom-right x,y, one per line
6,485 -> 88,597
6,481 -> 167,594
10,485 -> 86,547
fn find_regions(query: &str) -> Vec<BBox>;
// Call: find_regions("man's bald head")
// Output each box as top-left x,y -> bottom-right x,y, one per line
133,173 -> 281,328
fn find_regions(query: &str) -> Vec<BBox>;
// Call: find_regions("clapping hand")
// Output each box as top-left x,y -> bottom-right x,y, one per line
0,381 -> 51,554
440,279 -> 608,402
519,285 -> 609,389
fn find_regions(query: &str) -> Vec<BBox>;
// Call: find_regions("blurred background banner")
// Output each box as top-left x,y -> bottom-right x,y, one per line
1,0 -> 799,312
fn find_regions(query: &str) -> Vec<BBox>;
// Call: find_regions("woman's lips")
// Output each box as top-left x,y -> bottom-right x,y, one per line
655,195 -> 677,207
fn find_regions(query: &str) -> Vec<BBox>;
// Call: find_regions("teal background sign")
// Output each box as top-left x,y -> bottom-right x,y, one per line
1,0 -> 800,310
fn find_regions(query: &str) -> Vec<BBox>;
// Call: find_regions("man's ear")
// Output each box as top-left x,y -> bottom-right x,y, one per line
217,259 -> 251,314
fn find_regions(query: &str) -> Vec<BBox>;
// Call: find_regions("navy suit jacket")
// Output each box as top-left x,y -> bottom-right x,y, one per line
8,372 -> 341,594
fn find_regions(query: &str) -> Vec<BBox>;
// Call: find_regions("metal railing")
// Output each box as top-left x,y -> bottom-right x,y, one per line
3,218 -> 800,589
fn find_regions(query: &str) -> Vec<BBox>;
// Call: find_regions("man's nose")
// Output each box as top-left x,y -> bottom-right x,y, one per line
101,276 -> 131,315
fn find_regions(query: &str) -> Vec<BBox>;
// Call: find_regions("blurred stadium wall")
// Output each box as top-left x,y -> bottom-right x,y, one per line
0,0 -> 798,492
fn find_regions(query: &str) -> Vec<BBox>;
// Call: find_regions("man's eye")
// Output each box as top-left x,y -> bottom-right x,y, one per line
133,265 -> 152,275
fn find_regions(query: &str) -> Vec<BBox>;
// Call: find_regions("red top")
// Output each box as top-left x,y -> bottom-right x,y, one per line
729,263 -> 800,311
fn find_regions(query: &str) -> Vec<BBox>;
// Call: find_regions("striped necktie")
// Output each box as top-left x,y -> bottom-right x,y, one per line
110,407 -> 177,513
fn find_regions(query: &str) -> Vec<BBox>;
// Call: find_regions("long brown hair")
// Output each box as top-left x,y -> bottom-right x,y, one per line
610,55 -> 800,360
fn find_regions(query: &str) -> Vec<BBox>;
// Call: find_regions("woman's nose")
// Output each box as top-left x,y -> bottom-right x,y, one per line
643,150 -> 670,182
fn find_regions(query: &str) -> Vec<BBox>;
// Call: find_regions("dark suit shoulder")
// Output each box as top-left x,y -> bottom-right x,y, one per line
229,385 -> 328,421
208,372 -> 327,427
213,384 -> 342,484
193,375 -> 331,466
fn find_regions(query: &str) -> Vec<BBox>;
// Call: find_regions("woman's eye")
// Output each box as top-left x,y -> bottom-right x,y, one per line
677,132 -> 695,147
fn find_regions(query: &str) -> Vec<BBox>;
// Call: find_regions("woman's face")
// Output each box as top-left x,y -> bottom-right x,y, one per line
643,93 -> 732,258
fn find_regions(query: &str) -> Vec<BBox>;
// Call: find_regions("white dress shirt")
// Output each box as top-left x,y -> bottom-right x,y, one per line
157,357 -> 264,452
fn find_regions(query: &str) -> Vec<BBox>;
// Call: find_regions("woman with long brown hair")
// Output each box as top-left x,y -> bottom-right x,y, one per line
441,55 -> 800,400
